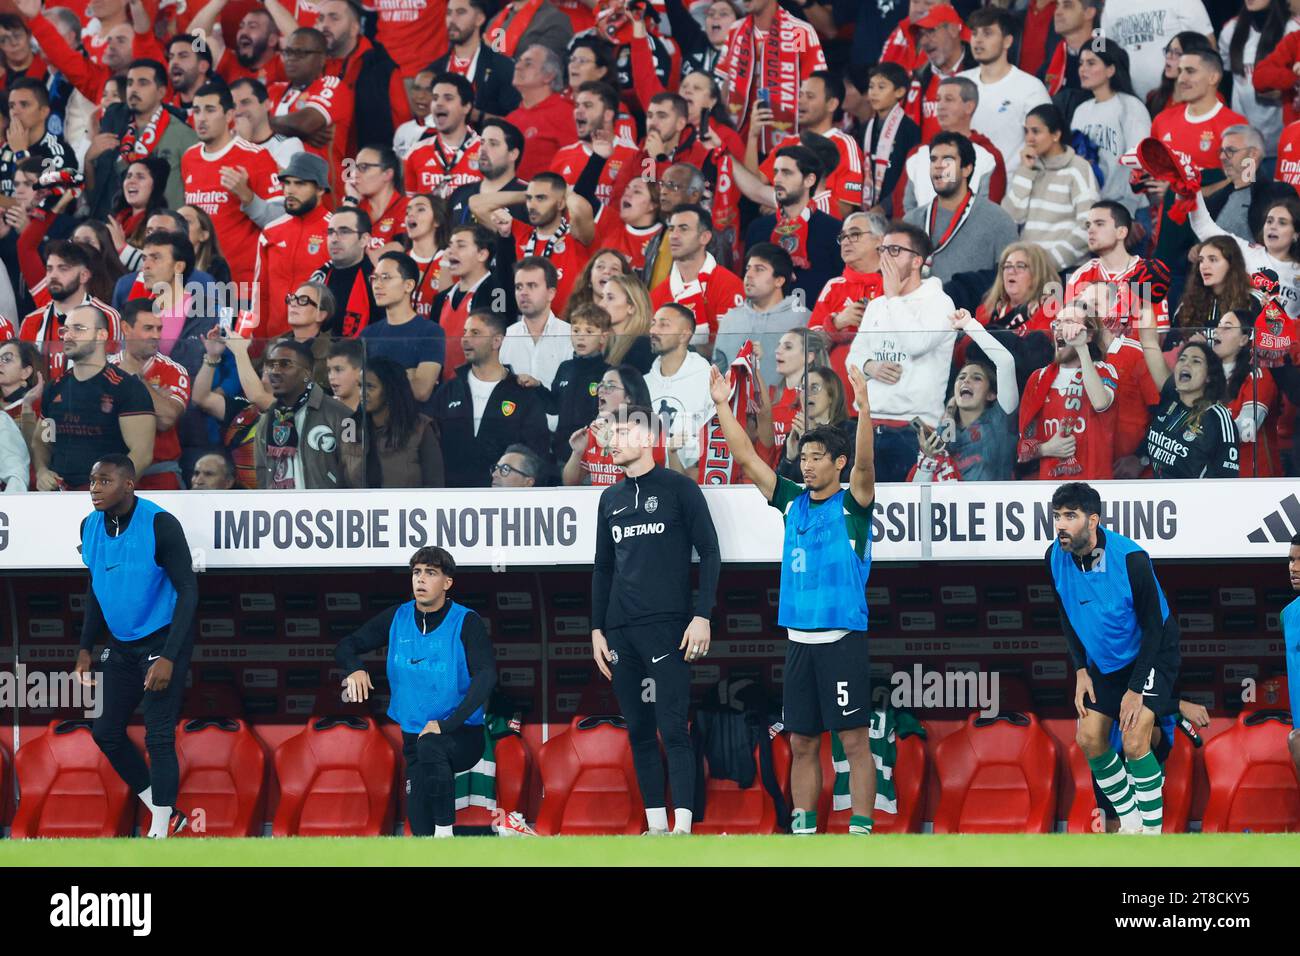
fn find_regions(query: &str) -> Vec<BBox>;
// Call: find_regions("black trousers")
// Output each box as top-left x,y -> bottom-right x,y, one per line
400,724 -> 483,834
607,619 -> 694,814
91,627 -> 193,809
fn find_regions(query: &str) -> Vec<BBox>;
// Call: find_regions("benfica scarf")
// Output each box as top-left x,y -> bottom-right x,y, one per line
1252,293 -> 1297,368
723,6 -> 801,149
907,448 -> 962,482
924,191 -> 976,269
771,206 -> 812,269
266,384 -> 313,489
699,339 -> 758,484
863,105 -> 905,209
1043,42 -> 1067,96
315,263 -> 373,338
522,216 -> 571,258
119,105 -> 172,161
485,0 -> 544,57
708,148 -> 743,267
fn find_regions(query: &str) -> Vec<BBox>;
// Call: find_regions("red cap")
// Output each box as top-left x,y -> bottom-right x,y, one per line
913,4 -> 971,40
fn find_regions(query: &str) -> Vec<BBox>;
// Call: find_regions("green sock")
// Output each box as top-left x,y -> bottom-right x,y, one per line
848,814 -> 873,835
1087,748 -> 1139,818
791,809 -> 817,834
1127,750 -> 1164,832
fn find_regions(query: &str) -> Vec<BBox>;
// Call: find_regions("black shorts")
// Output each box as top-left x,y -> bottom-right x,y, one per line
1086,628 -> 1181,721
782,631 -> 871,737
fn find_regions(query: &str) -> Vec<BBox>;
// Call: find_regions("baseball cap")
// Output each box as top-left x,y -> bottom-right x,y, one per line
280,152 -> 331,191
913,4 -> 971,40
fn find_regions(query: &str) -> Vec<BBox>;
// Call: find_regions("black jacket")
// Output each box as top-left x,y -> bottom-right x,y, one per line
430,363 -> 551,487
429,271 -> 515,328
539,352 -> 609,465
1204,178 -> 1298,242
429,46 -> 521,119
88,101 -> 192,220
350,40 -> 402,151
745,209 -> 844,309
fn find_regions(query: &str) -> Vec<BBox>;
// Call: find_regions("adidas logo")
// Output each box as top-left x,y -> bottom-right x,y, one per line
1247,493 -> 1300,543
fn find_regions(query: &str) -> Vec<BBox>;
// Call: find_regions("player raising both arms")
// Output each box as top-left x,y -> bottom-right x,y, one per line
1047,482 -> 1182,834
708,363 -> 877,835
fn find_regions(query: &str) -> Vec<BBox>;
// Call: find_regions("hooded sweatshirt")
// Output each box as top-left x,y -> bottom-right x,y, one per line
845,276 -> 957,427
712,295 -> 812,381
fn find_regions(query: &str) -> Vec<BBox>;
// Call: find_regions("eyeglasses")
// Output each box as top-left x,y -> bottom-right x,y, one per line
568,54 -> 596,67
596,381 -> 625,392
880,244 -> 920,258
1001,261 -> 1031,273
0,352 -> 19,364
369,273 -> 399,284
491,462 -> 533,479
1219,145 -> 1245,158
660,180 -> 690,193
285,293 -> 320,307
352,162 -> 382,172
837,231 -> 869,245
282,47 -> 324,58
0,33 -> 27,47
62,324 -> 95,335
264,358 -> 306,371
326,227 -> 359,237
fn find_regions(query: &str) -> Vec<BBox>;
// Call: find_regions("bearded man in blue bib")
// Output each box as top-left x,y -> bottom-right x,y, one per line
1047,481 -> 1183,835
336,547 -> 496,837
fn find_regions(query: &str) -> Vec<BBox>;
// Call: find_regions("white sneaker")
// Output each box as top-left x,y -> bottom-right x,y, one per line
642,827 -> 669,836
494,811 -> 538,837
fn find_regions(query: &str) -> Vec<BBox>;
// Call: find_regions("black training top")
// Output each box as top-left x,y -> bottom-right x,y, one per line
591,464 -> 721,632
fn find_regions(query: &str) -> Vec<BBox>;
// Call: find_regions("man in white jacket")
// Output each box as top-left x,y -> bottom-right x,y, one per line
846,221 -> 957,482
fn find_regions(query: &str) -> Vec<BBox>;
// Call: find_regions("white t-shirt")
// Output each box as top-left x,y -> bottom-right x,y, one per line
1101,0 -> 1214,101
467,369 -> 498,436
1070,93 -> 1152,212
959,66 -> 1051,174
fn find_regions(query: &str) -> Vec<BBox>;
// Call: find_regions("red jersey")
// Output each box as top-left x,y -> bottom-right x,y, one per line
404,131 -> 483,198
762,386 -> 801,466
108,351 -> 190,464
254,206 -> 332,339
1066,256 -> 1171,333
1277,121 -> 1300,189
216,48 -> 286,87
1019,1 -> 1056,78
810,266 -> 883,391
1227,365 -> 1281,477
366,0 -> 447,77
1149,102 -> 1246,172
649,256 -> 745,347
592,218 -> 662,271
364,192 -> 410,250
510,218 -> 589,316
880,20 -> 923,72
580,423 -> 667,485
0,315 -> 13,340
436,270 -> 479,379
1018,360 -> 1120,480
506,93 -> 579,180
1104,335 -> 1161,460
182,137 -> 283,286
549,141 -> 639,212
269,76 -> 354,192
415,251 -> 448,322
761,128 -> 864,214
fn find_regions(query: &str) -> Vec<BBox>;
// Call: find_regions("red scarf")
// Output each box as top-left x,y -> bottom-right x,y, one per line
709,148 -> 743,268
699,340 -> 758,485
1043,42 -> 1066,96
119,105 -> 172,161
486,0 -> 544,57
723,7 -> 801,148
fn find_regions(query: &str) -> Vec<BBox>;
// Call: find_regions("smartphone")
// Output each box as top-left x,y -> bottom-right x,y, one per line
756,87 -> 771,111
218,307 -> 235,337
698,111 -> 710,141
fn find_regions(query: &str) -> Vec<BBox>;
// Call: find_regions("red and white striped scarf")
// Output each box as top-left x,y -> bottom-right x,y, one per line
699,339 -> 758,485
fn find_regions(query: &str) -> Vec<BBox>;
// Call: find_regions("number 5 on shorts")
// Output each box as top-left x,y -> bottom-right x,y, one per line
837,681 -> 848,707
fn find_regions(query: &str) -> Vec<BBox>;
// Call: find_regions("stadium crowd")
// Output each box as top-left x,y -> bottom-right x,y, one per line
1,0 -> 1300,492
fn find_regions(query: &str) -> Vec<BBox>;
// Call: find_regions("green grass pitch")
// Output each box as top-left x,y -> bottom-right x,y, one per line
2,833 -> 1298,866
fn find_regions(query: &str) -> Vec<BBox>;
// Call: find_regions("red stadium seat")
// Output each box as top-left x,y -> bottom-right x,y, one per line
11,720 -> 134,838
456,733 -> 532,828
174,718 -> 266,837
1201,711 -> 1300,833
535,716 -> 645,835
816,730 -> 928,833
932,712 -> 1058,833
1064,732 -> 1194,833
693,734 -> 791,834
272,715 -> 396,837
